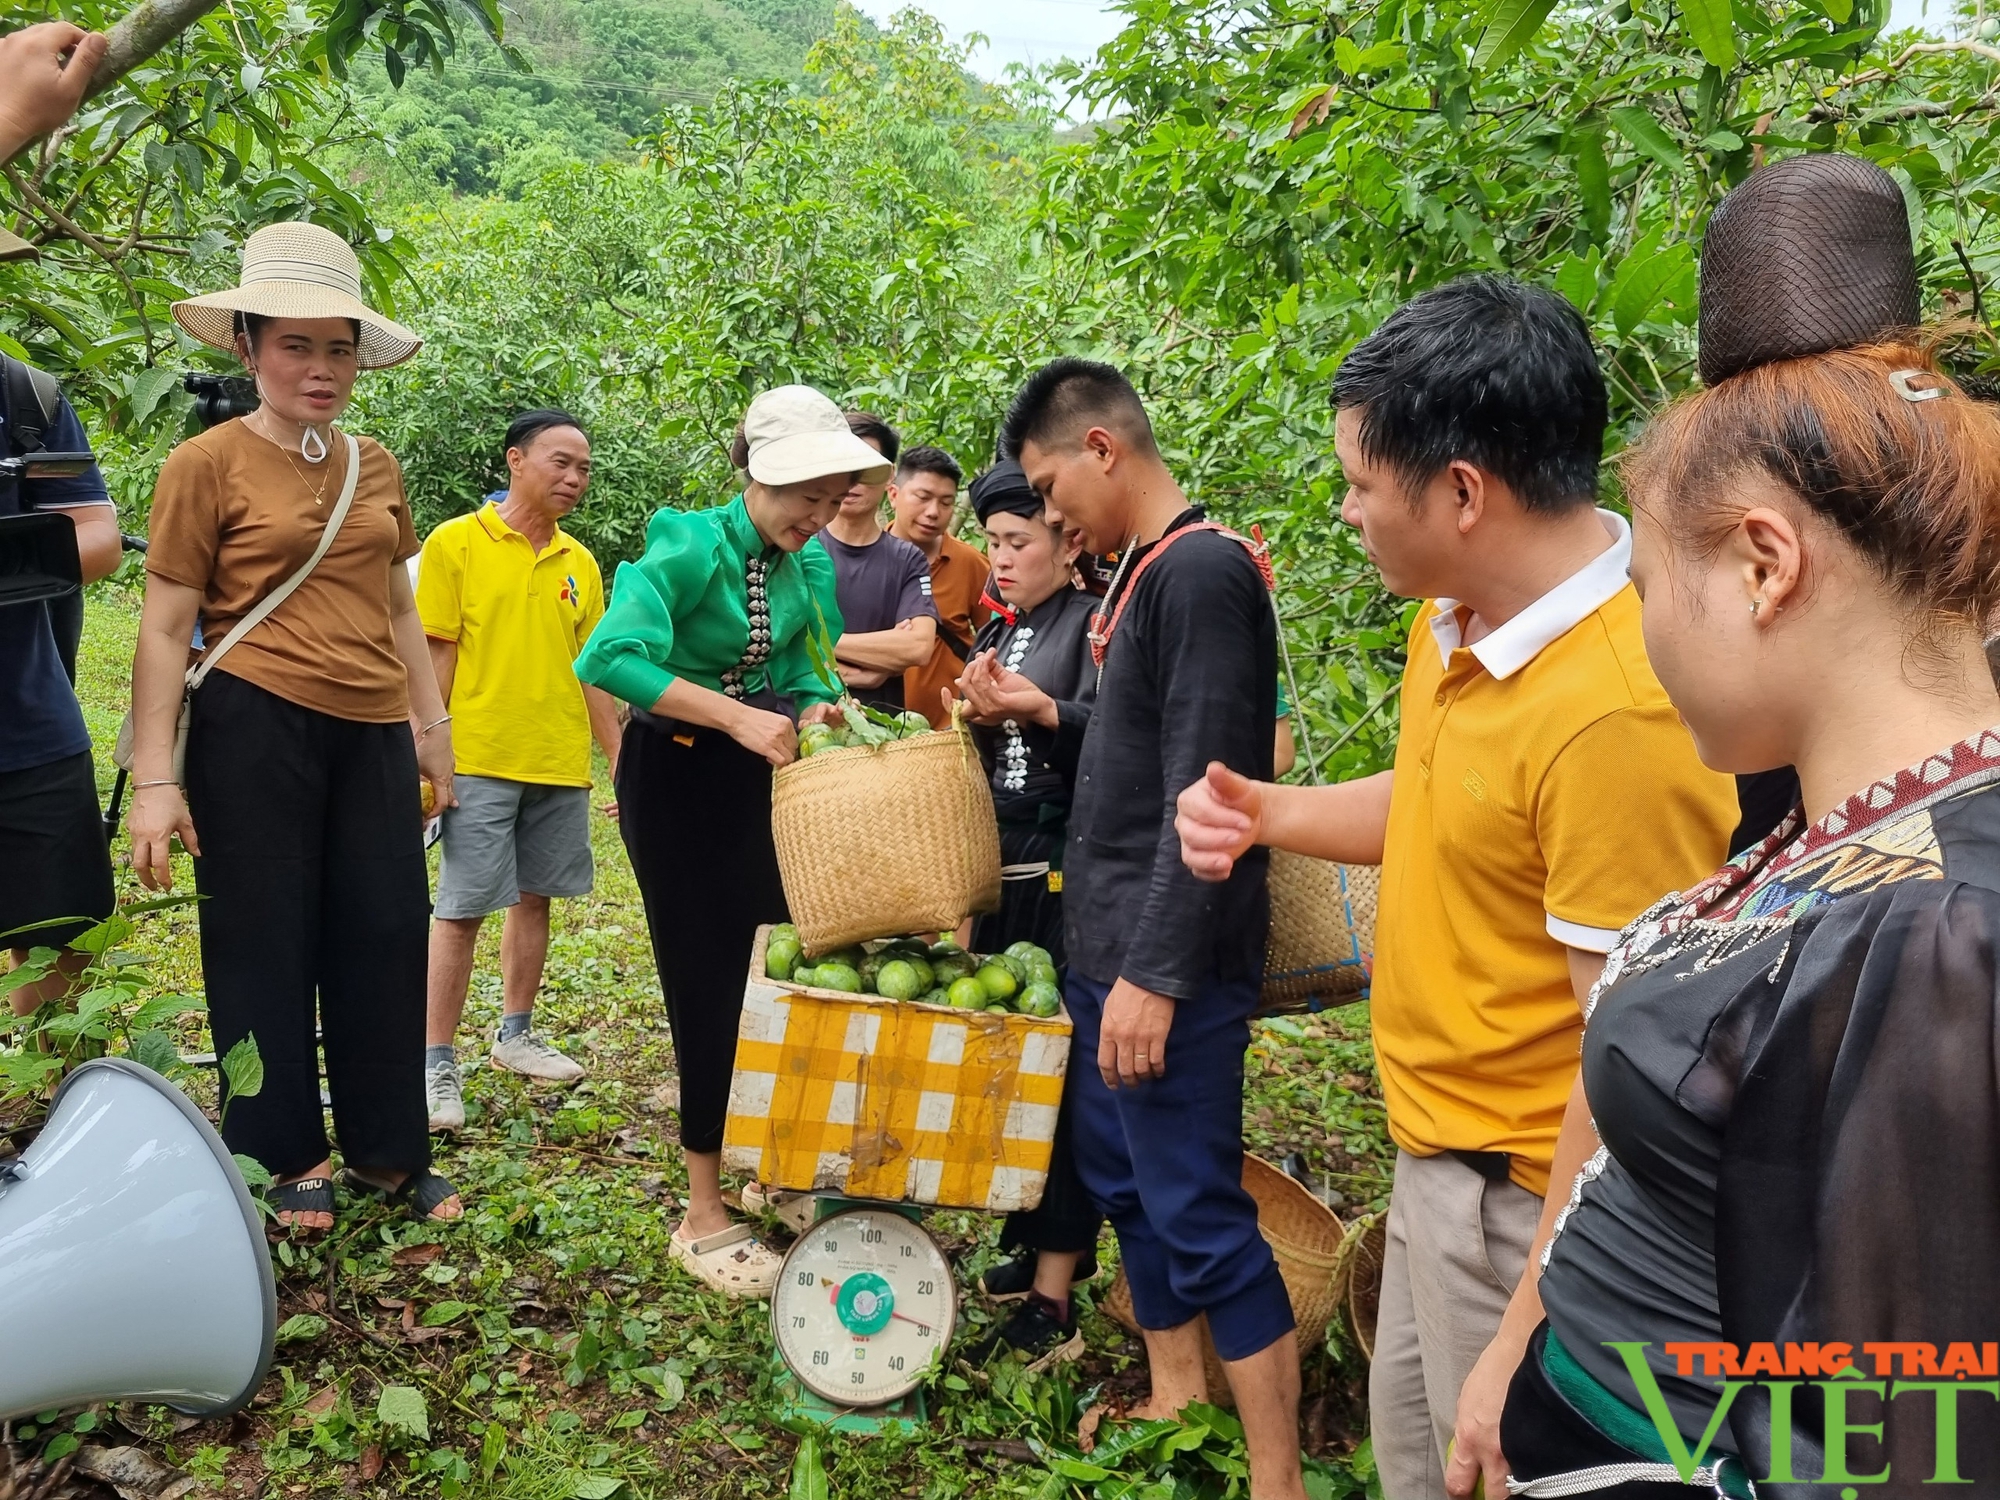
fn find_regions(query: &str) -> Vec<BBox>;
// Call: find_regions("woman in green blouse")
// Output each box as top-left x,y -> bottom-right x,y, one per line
575,385 -> 887,1297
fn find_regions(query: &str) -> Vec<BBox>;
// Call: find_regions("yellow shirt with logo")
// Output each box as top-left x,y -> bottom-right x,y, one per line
416,502 -> 606,787
1370,531 -> 1737,1198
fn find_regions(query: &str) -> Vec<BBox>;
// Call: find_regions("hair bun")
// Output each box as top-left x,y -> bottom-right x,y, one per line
1699,153 -> 1920,387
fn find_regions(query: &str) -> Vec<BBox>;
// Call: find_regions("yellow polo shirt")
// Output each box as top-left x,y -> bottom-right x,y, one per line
416,502 -> 606,787
1370,513 -> 1736,1196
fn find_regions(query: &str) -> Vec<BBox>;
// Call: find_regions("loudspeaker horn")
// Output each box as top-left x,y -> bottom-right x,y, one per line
0,1058 -> 276,1420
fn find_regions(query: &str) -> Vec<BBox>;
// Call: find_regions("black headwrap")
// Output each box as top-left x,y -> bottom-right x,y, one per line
1698,152 -> 1919,387
969,460 -> 1043,524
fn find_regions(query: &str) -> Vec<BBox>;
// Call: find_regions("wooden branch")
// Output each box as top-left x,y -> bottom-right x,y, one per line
86,0 -> 229,100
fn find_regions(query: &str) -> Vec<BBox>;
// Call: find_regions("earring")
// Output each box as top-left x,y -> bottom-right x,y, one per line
1749,598 -> 1763,617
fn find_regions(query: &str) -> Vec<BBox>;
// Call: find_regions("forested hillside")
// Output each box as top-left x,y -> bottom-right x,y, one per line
348,0 -> 840,193
3,0 -> 1996,777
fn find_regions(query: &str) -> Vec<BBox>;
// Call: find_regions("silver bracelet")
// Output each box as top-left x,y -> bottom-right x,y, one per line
133,779 -> 179,791
419,714 -> 452,737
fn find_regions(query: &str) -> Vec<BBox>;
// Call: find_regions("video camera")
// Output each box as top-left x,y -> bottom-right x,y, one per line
0,452 -> 95,609
184,372 -> 259,429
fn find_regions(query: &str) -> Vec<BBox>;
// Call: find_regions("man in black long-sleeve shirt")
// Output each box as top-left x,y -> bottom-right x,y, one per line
1003,360 -> 1302,1500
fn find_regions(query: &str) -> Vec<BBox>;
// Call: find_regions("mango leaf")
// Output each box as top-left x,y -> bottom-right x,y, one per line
788,1433 -> 828,1500
1552,252 -> 1600,313
222,1035 -> 264,1099
1473,0 -> 1560,69
1608,105 -> 1683,171
127,366 -> 182,426
377,1385 -> 430,1441
1676,0 -> 1737,69
126,1029 -> 182,1076
1609,244 -> 1694,334
275,1313 -> 328,1345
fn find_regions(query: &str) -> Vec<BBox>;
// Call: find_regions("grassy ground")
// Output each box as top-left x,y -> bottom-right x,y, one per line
7,585 -> 1395,1500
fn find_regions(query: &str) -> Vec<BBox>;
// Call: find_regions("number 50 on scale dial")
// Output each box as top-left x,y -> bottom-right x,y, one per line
770,1207 -> 958,1405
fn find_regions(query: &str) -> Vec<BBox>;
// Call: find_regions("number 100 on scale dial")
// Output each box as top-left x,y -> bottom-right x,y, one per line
770,1207 -> 959,1405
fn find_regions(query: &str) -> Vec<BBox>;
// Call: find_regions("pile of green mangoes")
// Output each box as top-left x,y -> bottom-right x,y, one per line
762,926 -> 1062,1018
797,709 -> 933,759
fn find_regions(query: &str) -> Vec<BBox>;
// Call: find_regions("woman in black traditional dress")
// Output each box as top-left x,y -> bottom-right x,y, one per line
1446,158 -> 2000,1500
945,459 -> 1105,1368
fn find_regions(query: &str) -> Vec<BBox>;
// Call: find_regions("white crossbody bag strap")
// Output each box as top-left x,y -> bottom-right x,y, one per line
186,431 -> 360,692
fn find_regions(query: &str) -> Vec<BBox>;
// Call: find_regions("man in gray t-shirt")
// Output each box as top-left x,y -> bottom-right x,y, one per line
814,412 -> 938,710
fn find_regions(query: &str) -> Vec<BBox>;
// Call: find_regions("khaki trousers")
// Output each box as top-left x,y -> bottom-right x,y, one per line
1368,1149 -> 1542,1500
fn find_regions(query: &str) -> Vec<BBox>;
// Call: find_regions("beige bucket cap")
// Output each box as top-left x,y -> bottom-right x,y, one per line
0,226 -> 38,262
743,385 -> 895,486
171,221 -> 421,369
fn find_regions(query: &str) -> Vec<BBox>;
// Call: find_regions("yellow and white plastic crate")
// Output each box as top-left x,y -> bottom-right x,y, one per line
722,926 -> 1072,1212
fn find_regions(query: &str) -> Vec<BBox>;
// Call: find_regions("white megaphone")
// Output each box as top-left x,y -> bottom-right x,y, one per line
0,1058 -> 276,1420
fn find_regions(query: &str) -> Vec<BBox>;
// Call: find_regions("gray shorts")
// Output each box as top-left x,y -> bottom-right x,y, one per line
434,775 -> 594,920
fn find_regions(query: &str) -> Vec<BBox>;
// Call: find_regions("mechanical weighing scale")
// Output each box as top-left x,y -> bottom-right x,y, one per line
767,1196 -> 961,1434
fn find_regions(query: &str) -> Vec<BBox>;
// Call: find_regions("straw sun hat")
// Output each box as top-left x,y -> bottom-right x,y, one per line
170,221 -> 421,370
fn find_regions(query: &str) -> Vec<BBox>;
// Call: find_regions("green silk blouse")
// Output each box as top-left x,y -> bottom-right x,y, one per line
573,495 -> 846,712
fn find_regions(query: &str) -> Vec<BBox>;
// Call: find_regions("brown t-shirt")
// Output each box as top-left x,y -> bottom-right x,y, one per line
146,420 -> 420,723
903,530 -> 993,727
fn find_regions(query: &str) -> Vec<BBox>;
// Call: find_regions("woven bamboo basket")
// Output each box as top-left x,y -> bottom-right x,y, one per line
770,726 -> 1002,952
1101,1153 -> 1344,1404
1330,1210 -> 1386,1361
1258,853 -> 1378,1016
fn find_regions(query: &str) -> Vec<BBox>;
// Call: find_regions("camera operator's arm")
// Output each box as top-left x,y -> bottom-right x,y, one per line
43,500 -> 121,583
127,578 -> 202,891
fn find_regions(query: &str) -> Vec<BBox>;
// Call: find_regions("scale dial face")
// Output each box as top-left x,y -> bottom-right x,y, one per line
771,1207 -> 958,1405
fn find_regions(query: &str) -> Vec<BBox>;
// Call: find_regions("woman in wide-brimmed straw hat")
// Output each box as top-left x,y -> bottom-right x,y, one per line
127,220 -> 461,1236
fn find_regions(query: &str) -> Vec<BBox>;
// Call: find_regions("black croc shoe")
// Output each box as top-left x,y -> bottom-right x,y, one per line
965,1292 -> 1084,1373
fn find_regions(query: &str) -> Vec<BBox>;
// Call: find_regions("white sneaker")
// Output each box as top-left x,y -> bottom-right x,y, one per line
490,1030 -> 586,1083
426,1058 -> 465,1133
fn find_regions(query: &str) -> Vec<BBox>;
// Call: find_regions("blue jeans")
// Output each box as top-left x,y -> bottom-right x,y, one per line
1065,970 -> 1295,1361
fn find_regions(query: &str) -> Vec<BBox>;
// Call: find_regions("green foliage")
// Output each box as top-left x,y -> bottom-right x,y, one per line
344,0 -> 841,196
0,901 -> 204,1104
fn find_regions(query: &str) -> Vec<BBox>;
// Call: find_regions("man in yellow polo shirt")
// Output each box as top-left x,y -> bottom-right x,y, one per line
1176,277 -> 1736,1500
417,410 -> 624,1131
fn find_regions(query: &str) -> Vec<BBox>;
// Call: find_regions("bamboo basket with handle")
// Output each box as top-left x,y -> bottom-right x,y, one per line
770,722 -> 1001,952
1259,853 -> 1377,1015
1261,593 -> 1380,1014
1101,1153 -> 1346,1403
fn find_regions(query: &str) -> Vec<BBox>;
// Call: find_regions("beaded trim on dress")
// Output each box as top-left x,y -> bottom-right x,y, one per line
720,552 -> 774,701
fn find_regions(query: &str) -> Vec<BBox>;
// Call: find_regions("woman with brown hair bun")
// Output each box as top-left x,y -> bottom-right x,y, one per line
1445,331 -> 2000,1497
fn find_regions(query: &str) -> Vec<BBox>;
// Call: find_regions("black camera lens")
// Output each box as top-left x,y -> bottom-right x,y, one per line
182,373 -> 260,429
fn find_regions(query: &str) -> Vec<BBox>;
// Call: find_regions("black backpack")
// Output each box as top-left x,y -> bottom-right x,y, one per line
4,353 -> 85,683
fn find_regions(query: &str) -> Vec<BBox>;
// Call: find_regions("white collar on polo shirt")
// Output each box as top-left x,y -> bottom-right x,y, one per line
1428,508 -> 1632,680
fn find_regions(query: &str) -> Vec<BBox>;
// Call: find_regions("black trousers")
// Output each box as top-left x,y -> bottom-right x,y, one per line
974,826 -> 1103,1258
1502,1323 -> 1714,1498
186,671 -> 432,1180
0,748 -> 115,950
617,718 -> 786,1155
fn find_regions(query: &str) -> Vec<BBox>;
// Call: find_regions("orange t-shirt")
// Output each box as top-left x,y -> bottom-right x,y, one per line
146,420 -> 421,723
904,531 -> 991,726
